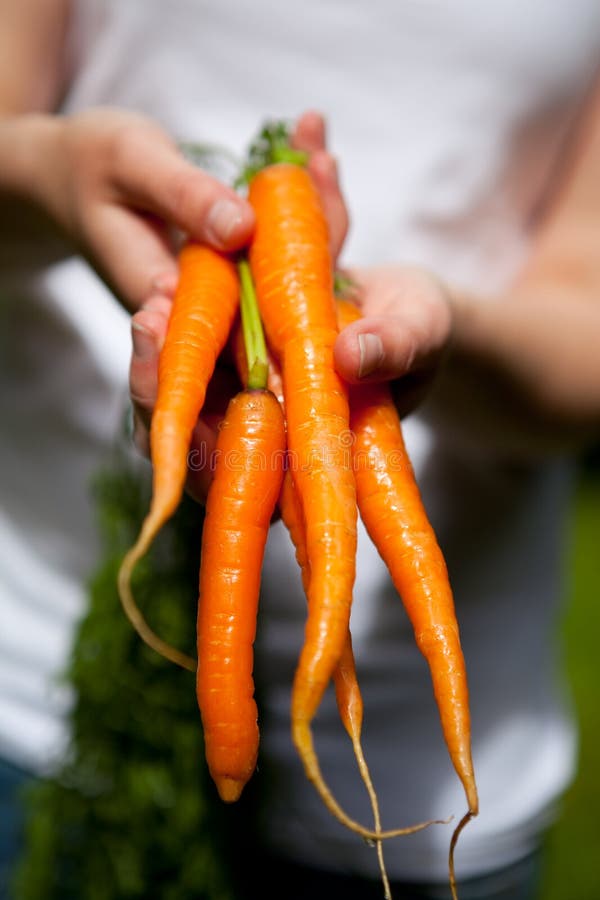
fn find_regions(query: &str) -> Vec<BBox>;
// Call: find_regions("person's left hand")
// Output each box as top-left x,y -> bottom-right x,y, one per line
334,265 -> 453,417
290,113 -> 452,419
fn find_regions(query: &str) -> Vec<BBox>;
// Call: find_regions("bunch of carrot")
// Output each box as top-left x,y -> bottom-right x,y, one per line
117,121 -> 478,900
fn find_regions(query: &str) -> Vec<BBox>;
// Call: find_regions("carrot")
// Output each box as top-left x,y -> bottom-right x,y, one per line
247,154 -> 440,843
118,242 -> 239,671
196,258 -> 286,802
196,388 -> 285,802
249,161 -> 360,823
277,467 -> 391,899
337,297 -> 478,897
248,161 -> 355,728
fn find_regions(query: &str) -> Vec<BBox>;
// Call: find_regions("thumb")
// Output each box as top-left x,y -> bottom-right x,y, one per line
334,307 -> 451,385
111,126 -> 255,251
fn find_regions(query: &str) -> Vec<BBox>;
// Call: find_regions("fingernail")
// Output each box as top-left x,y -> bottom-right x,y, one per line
206,198 -> 244,244
131,322 -> 155,361
357,333 -> 384,378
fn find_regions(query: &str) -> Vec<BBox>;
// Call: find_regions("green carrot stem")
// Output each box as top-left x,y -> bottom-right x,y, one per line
236,120 -> 308,186
270,145 -> 308,166
237,258 -> 269,390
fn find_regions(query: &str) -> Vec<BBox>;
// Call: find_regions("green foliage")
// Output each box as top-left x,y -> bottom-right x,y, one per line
236,120 -> 308,187
12,451 -> 258,900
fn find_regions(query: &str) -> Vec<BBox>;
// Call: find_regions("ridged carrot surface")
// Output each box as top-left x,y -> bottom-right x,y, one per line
337,298 -> 478,818
248,163 -> 357,714
248,163 -> 361,826
150,244 -> 239,530
337,298 -> 477,896
118,243 -> 239,670
247,165 -> 438,843
248,163 -> 336,354
273,350 -> 436,863
196,387 -> 286,803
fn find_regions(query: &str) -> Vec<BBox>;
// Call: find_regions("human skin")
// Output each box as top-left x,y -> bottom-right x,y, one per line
2,0 -> 600,500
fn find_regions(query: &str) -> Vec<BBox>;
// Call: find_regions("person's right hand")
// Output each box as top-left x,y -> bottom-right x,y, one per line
128,109 -> 350,501
34,106 -> 255,310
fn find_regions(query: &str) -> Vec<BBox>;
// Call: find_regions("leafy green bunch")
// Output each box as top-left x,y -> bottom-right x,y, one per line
12,449 -> 261,900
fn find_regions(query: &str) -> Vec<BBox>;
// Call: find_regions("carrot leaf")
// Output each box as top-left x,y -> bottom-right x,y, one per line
236,120 -> 308,186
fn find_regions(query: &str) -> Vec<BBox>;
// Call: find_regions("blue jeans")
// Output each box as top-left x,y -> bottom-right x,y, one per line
0,758 -> 31,900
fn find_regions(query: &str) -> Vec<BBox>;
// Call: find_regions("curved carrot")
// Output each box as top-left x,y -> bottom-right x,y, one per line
282,334 -> 441,841
337,297 -> 478,897
269,348 -> 392,852
277,467 -> 391,899
196,386 -> 286,802
248,164 -> 355,697
248,164 -> 357,818
248,160 -> 443,843
118,243 -> 239,671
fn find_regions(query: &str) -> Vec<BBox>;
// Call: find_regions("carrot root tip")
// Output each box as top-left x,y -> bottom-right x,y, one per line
215,776 -> 245,804
448,809 -> 476,900
117,525 -> 196,673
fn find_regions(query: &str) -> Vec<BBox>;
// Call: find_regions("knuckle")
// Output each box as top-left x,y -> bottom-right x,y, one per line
108,122 -> 143,174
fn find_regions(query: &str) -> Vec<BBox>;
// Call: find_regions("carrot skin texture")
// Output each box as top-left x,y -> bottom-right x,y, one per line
196,388 -> 286,802
273,355 -> 364,746
248,164 -> 357,720
248,163 -> 336,355
249,166 -> 415,839
337,298 -> 478,816
150,244 -> 239,529
118,243 -> 239,671
351,383 -> 477,813
282,331 -> 357,724
278,460 -> 360,735
248,165 -> 437,843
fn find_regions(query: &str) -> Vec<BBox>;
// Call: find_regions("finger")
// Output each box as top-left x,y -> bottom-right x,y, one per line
87,203 -> 179,311
292,112 -> 349,260
307,150 -> 349,261
334,306 -> 451,385
129,296 -> 171,429
111,130 -> 254,251
335,317 -> 415,383
186,417 -> 220,504
132,409 -> 150,459
291,110 -> 327,153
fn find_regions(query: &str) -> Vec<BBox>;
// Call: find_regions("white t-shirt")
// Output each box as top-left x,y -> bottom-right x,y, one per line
1,0 -> 599,883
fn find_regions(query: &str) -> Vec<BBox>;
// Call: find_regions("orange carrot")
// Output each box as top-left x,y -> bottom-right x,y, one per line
196,256 -> 286,802
247,161 -> 439,842
118,242 -> 239,670
248,161 -> 355,698
337,297 -> 478,896
268,356 -> 381,832
196,386 -> 285,802
248,162 -> 358,820
277,466 -> 391,899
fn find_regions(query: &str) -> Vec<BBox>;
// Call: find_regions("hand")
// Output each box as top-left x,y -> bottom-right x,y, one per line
291,109 -> 349,261
37,107 -> 255,310
334,266 -> 453,417
129,109 -> 349,501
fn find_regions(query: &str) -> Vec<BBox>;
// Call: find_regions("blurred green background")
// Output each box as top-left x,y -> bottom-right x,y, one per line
539,454 -> 600,900
11,448 -> 600,899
